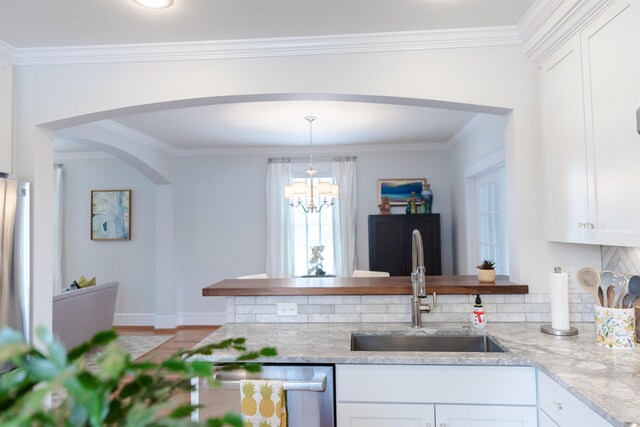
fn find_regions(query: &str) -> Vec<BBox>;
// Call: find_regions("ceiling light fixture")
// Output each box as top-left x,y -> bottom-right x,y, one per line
284,116 -> 339,214
132,0 -> 174,9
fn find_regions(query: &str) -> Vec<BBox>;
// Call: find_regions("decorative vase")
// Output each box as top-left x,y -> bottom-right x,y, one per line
422,184 -> 433,214
477,268 -> 496,283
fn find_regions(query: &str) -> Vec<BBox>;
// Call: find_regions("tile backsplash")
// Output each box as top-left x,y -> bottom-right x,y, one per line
226,292 -> 597,324
602,246 -> 640,275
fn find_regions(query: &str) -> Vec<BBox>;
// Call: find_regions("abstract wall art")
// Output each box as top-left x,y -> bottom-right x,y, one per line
91,190 -> 131,240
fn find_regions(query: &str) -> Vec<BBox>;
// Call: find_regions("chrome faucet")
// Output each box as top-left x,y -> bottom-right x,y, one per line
410,229 -> 431,328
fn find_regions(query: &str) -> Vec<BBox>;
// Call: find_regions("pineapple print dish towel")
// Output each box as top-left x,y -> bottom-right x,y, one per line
240,380 -> 287,427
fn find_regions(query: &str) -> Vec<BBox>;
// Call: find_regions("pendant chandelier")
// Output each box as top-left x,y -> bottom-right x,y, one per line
284,116 -> 339,213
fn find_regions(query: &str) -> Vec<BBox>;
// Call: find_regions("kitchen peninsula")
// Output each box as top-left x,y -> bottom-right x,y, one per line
202,275 -> 528,297
193,322 -> 635,427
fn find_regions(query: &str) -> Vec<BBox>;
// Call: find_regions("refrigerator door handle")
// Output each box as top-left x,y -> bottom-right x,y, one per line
212,372 -> 327,392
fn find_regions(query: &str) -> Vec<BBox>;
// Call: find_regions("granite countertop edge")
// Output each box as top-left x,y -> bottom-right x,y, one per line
190,322 -> 638,427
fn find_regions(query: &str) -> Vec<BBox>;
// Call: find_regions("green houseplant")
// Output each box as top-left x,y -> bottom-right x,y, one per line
0,326 -> 276,427
476,259 -> 496,283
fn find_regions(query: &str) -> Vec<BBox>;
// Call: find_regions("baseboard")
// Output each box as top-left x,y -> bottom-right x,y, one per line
114,313 -> 155,326
114,311 -> 226,328
178,312 -> 227,326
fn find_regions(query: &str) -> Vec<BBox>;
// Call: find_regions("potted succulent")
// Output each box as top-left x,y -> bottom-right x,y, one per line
476,259 -> 496,283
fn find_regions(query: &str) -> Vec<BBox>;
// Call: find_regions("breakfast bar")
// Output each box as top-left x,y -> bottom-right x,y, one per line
202,275 -> 529,297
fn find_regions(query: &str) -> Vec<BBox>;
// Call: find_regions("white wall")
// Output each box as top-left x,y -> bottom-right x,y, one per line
449,115 -> 507,274
56,155 -> 157,324
12,43 -> 595,328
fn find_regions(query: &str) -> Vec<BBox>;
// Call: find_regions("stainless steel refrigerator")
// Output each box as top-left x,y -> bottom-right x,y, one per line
0,178 -> 30,374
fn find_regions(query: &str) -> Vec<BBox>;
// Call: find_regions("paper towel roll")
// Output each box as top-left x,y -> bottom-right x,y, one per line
550,268 -> 570,330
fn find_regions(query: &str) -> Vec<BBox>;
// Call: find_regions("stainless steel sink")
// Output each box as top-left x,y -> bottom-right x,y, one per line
350,333 -> 507,353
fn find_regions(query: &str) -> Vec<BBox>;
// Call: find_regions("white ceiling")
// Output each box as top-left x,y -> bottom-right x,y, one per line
0,0 -> 534,48
111,101 -> 479,149
1,0 -> 533,152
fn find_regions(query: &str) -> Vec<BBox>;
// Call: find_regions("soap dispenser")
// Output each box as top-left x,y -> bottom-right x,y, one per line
470,294 -> 486,329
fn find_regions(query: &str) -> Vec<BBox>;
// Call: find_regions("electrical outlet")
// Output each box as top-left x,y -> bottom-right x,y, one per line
561,266 -> 576,288
277,302 -> 298,316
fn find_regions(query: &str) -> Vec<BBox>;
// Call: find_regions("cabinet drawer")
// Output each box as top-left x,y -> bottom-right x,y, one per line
337,364 -> 536,405
538,371 -> 588,426
337,402 -> 435,427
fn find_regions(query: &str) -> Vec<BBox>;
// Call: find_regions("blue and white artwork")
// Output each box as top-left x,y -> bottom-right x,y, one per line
379,179 -> 426,205
91,190 -> 131,240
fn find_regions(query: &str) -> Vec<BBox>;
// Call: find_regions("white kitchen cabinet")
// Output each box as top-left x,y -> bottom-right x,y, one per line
539,409 -> 559,427
542,0 -> 640,246
537,371 -> 614,427
541,33 -> 591,244
580,0 -> 640,246
338,403 -> 435,427
0,56 -> 12,174
435,404 -> 537,427
336,365 -> 537,427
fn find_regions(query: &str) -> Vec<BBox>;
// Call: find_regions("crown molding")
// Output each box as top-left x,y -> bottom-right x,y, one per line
520,0 -> 614,67
517,0 -> 565,45
0,40 -> 16,63
9,26 -> 521,66
445,113 -> 491,149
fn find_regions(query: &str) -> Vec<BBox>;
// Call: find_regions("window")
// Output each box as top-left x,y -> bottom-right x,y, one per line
472,167 -> 508,275
291,175 -> 335,277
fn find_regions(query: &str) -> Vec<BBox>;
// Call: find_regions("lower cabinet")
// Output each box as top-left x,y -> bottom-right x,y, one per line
337,402 -> 435,427
537,371 -> 613,427
436,404 -> 537,427
338,403 -> 536,427
336,365 -> 537,427
336,365 -> 615,427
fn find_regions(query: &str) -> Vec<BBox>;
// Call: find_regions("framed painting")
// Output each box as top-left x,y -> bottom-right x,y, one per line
378,178 -> 426,206
91,190 -> 131,240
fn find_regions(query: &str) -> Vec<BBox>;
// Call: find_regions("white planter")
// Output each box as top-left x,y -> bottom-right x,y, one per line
477,269 -> 496,283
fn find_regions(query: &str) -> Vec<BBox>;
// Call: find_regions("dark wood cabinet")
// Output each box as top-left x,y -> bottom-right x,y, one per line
368,214 -> 441,276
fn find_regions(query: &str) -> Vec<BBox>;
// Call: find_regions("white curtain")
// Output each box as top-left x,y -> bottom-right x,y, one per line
332,158 -> 357,277
266,160 -> 294,278
53,164 -> 64,293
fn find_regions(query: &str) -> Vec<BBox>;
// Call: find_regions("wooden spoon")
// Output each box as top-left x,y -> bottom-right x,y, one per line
607,285 -> 616,308
577,267 -> 603,306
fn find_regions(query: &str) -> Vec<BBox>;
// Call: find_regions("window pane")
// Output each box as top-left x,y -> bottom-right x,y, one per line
291,176 -> 335,276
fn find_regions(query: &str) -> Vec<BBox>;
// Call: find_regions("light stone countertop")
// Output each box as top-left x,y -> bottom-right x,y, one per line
192,322 -> 640,427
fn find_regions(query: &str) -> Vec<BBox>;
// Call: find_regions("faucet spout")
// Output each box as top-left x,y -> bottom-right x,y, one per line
410,229 -> 430,328
411,229 -> 426,298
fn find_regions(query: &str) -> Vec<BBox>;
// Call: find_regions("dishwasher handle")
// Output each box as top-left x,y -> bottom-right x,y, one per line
213,372 -> 327,392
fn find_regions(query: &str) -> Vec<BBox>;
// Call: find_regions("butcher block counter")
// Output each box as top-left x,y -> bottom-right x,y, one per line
202,275 -> 528,297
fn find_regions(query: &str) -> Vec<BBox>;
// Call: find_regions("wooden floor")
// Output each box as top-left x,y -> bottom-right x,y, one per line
112,326 -> 221,418
114,326 -> 220,361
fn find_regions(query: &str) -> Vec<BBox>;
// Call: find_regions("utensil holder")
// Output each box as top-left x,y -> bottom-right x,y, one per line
594,306 -> 635,349
636,306 -> 640,344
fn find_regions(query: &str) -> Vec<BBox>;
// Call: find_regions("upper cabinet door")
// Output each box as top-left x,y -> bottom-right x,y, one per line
0,57 -> 12,174
581,0 -> 640,246
541,35 -> 591,243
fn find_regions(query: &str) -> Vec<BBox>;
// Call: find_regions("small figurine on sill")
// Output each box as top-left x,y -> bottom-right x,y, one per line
378,196 -> 391,215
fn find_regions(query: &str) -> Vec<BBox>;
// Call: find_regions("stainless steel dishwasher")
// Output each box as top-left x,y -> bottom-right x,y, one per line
191,364 -> 335,427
